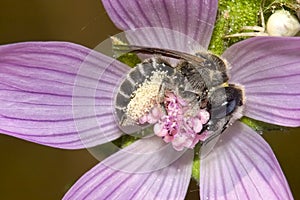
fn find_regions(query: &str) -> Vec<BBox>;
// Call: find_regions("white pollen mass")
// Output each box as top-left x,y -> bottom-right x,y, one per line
126,71 -> 167,121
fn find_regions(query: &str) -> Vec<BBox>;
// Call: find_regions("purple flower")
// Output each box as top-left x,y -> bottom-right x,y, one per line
0,0 -> 299,199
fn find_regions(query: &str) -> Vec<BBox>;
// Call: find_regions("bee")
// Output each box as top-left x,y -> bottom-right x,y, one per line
114,45 -> 244,143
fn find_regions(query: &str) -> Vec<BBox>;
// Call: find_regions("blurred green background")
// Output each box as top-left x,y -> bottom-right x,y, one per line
0,1 -> 299,199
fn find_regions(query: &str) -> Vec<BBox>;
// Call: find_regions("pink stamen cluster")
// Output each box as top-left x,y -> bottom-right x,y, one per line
139,91 -> 210,151
154,91 -> 185,143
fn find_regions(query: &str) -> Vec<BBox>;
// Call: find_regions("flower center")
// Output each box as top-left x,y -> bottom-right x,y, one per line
144,91 -> 210,151
115,50 -> 244,151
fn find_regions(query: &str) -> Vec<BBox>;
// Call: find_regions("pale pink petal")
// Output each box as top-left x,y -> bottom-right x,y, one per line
63,137 -> 193,200
223,37 -> 300,127
102,0 -> 218,50
200,121 -> 293,200
0,42 -> 129,149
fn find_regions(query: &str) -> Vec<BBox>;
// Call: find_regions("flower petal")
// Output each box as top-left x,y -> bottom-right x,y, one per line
63,137 -> 193,200
223,37 -> 300,127
0,42 -> 129,149
200,122 -> 293,200
102,0 -> 217,49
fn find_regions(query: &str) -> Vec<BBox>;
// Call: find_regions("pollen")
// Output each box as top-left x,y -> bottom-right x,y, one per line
126,71 -> 167,121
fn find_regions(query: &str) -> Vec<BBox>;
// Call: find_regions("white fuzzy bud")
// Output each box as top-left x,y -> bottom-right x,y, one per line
266,10 -> 300,36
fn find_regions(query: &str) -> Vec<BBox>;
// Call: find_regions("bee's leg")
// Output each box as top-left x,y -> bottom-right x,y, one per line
156,76 -> 175,102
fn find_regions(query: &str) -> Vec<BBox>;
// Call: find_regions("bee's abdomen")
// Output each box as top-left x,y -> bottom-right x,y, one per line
115,58 -> 174,124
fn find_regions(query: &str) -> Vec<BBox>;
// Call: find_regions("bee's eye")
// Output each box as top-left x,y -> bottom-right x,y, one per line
209,86 -> 243,119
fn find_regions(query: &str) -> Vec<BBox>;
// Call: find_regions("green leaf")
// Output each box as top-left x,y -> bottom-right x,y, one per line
240,116 -> 286,132
117,53 -> 141,68
209,0 -> 260,55
191,144 -> 200,183
111,36 -> 141,67
112,134 -> 138,148
209,0 -> 298,55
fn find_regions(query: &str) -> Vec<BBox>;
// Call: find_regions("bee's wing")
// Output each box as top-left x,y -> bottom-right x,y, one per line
113,45 -> 205,64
